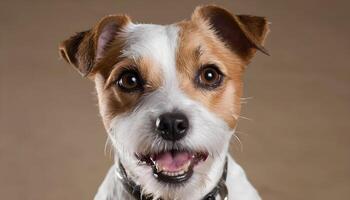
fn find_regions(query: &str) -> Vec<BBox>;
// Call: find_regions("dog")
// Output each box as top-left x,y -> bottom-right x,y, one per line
59,5 -> 269,200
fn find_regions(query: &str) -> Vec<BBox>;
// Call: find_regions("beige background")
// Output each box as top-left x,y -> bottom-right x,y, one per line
1,0 -> 349,199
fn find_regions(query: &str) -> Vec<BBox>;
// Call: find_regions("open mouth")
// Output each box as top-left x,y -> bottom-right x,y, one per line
136,150 -> 208,183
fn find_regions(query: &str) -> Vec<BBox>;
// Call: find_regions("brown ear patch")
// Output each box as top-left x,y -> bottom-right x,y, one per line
59,30 -> 95,76
192,5 -> 269,62
237,15 -> 269,46
59,30 -> 89,66
59,15 -> 131,77
94,15 -> 131,60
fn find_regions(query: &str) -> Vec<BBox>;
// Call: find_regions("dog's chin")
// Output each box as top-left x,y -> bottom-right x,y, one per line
135,149 -> 209,184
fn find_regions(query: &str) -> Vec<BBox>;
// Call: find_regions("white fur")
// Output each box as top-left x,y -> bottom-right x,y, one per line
94,23 -> 260,200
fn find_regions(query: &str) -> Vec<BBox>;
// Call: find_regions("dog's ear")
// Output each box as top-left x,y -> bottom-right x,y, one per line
192,5 -> 270,62
59,15 -> 131,77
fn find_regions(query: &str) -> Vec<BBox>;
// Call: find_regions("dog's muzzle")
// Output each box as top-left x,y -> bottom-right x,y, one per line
134,111 -> 208,183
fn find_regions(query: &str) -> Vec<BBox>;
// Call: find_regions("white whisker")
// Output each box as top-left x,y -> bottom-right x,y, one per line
231,133 -> 243,152
238,115 -> 253,121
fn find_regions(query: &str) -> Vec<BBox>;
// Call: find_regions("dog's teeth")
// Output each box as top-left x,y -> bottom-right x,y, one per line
156,167 -> 164,172
157,160 -> 192,177
155,163 -> 162,173
179,161 -> 191,172
161,171 -> 177,176
160,170 -> 188,177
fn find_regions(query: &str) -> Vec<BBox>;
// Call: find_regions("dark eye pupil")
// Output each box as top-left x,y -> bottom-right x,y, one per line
205,70 -> 216,81
126,75 -> 137,86
196,64 -> 223,89
122,73 -> 138,88
117,70 -> 143,92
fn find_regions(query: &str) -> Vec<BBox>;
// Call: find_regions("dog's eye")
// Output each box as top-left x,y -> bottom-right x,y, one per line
116,70 -> 144,92
196,64 -> 223,89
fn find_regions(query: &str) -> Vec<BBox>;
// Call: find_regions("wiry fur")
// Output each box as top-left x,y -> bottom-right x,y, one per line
59,5 -> 269,200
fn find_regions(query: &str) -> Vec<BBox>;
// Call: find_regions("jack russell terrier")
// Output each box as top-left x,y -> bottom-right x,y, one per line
59,5 -> 269,200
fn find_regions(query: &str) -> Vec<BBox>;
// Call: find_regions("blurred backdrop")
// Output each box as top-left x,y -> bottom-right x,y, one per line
1,0 -> 349,199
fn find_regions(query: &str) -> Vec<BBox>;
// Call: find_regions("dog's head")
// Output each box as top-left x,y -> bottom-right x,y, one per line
59,5 -> 269,199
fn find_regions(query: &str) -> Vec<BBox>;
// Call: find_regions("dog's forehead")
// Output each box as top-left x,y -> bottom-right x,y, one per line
122,23 -> 179,72
119,23 -> 187,89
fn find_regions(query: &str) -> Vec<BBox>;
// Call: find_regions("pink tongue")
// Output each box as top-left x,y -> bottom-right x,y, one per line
155,152 -> 192,172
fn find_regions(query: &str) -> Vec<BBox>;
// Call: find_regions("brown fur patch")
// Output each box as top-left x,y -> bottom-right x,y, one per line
174,5 -> 269,129
95,57 -> 162,128
175,19 -> 244,129
59,15 -> 131,77
192,5 -> 269,62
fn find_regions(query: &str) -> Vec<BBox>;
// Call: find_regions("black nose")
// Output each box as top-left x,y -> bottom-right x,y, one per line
156,112 -> 189,141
